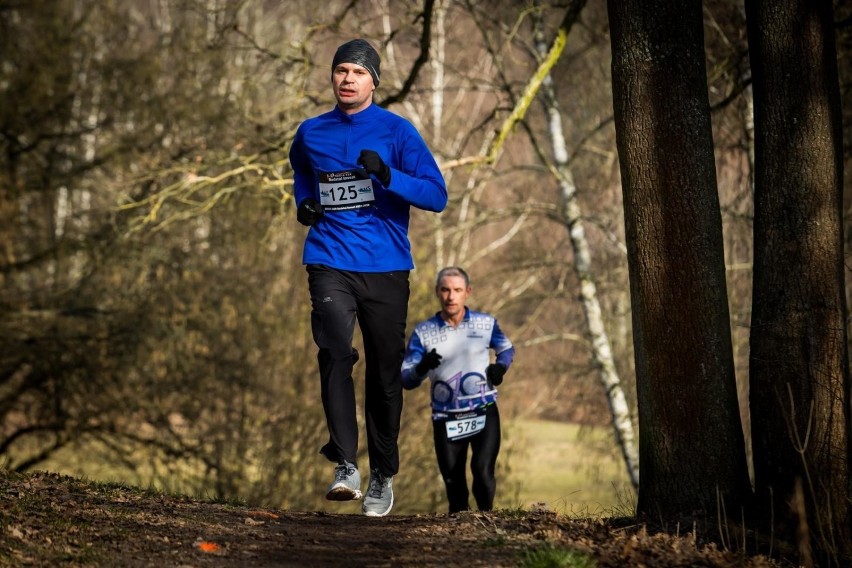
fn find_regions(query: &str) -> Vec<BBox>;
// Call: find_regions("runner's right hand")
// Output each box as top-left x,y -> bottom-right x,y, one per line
415,349 -> 442,376
297,198 -> 324,226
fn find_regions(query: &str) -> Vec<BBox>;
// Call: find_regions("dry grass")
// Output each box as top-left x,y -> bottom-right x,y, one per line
501,419 -> 635,516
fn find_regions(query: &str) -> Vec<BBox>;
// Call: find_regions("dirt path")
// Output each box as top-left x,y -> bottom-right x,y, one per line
1,470 -> 782,567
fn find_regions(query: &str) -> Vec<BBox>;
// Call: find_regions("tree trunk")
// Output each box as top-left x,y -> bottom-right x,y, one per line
745,0 -> 850,563
607,0 -> 751,517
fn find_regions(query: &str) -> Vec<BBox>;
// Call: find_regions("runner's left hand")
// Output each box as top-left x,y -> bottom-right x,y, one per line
486,363 -> 506,386
358,149 -> 391,185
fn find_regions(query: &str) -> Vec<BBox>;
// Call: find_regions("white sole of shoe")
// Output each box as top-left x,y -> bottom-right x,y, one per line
326,485 -> 362,501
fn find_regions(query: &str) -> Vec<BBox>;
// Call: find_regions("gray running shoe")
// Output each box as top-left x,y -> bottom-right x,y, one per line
326,461 -> 362,501
362,469 -> 394,517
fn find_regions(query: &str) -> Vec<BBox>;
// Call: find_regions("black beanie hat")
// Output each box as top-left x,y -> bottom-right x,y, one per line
331,39 -> 381,87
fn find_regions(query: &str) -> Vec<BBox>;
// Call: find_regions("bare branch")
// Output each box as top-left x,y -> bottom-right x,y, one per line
378,0 -> 436,107
443,0 -> 587,171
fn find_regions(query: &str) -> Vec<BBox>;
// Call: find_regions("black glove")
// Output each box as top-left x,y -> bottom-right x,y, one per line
415,348 -> 442,376
486,363 -> 506,386
357,149 -> 391,186
297,198 -> 324,226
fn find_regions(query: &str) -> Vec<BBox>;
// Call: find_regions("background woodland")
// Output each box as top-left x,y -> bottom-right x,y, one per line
2,1 -> 852,564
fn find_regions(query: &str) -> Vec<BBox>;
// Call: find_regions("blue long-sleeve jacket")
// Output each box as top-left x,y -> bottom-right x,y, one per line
289,103 -> 447,272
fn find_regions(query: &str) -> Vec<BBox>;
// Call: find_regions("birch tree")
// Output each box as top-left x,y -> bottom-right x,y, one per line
531,1 -> 639,490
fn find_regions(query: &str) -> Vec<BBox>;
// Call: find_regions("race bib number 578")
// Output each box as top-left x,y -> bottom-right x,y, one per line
445,414 -> 486,441
318,169 -> 375,211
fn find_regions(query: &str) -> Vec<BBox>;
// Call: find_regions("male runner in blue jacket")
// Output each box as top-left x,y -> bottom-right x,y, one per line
289,38 -> 447,517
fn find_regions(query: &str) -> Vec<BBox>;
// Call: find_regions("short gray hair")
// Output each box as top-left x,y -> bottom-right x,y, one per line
435,266 -> 470,288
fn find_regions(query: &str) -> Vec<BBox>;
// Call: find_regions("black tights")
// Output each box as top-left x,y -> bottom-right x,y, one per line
432,404 -> 501,513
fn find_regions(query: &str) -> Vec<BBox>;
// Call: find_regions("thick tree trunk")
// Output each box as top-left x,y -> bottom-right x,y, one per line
745,0 -> 850,564
607,0 -> 751,517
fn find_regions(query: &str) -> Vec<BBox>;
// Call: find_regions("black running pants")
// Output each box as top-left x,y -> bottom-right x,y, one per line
432,404 -> 501,512
307,264 -> 409,477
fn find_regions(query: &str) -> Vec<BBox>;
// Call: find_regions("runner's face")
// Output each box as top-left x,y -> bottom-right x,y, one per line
437,275 -> 471,323
332,62 -> 375,114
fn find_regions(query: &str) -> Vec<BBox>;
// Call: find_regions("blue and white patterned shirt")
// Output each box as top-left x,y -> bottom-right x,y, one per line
402,307 -> 515,419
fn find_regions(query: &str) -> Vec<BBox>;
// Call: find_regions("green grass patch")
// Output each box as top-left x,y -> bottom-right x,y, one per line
501,419 -> 635,516
521,544 -> 597,568
495,505 -> 531,519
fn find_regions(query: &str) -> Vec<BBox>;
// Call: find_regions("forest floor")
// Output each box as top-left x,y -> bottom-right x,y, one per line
0,469 -> 789,567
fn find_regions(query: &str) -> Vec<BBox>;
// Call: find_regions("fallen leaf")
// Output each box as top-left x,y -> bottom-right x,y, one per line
196,541 -> 219,553
248,510 -> 279,519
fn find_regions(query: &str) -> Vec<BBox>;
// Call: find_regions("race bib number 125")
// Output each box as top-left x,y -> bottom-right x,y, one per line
318,169 -> 375,211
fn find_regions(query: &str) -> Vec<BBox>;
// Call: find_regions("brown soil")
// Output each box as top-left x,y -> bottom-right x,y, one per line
1,470 -> 784,567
